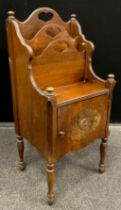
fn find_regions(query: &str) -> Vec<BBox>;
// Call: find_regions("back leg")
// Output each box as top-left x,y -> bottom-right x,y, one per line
16,134 -> 26,171
99,138 -> 108,173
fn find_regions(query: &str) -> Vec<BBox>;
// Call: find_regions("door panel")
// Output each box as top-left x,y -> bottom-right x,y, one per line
55,95 -> 109,160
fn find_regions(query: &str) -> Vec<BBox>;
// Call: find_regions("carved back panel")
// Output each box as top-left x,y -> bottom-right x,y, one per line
18,7 -> 69,40
31,36 -> 86,89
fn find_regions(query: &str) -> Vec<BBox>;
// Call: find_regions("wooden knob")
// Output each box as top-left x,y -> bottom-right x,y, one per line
46,87 -> 55,95
7,11 -> 15,18
58,131 -> 65,137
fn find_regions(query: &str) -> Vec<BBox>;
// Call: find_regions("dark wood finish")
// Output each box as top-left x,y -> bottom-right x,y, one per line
47,158 -> 55,205
6,8 -> 116,205
16,135 -> 26,171
99,138 -> 107,173
56,95 -> 109,160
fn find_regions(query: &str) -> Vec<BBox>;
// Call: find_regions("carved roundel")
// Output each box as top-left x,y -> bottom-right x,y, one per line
67,108 -> 101,140
79,117 -> 91,131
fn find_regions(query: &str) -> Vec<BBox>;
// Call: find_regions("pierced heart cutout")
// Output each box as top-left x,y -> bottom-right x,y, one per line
38,12 -> 53,21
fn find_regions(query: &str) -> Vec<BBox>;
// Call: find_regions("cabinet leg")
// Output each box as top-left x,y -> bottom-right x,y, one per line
46,161 -> 55,205
16,135 -> 26,171
99,138 -> 107,173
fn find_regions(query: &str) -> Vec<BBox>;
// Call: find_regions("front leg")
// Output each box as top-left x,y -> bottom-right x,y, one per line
46,160 -> 55,205
98,74 -> 116,173
16,135 -> 26,171
99,138 -> 108,173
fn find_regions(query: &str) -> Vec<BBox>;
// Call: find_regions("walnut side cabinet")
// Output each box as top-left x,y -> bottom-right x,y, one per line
6,7 -> 116,205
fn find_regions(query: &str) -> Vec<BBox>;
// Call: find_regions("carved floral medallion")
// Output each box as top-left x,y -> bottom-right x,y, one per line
67,108 -> 101,140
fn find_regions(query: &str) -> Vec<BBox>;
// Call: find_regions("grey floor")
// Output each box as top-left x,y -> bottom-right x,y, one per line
0,124 -> 121,210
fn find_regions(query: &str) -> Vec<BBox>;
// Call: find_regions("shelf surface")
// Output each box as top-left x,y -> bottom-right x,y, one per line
55,81 -> 109,107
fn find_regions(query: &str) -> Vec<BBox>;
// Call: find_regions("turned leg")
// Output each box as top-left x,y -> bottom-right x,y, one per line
46,161 -> 55,205
16,135 -> 26,171
99,138 -> 108,173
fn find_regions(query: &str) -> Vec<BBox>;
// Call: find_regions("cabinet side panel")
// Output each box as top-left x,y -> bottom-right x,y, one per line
7,20 -> 48,159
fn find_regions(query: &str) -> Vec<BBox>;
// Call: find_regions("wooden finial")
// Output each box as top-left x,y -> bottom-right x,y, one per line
7,11 -> 15,19
71,13 -> 77,20
106,73 -> 116,89
46,87 -> 55,95
108,74 -> 115,79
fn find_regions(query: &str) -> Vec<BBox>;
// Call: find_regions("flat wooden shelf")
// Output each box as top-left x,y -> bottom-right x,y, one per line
55,81 -> 109,107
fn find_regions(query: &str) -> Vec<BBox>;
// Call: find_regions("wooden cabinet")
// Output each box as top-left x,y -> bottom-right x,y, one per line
6,7 -> 116,205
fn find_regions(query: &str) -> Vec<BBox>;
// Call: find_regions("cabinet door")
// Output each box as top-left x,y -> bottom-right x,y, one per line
55,95 -> 109,160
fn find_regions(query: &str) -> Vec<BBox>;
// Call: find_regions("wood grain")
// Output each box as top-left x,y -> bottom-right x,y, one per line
6,8 -> 116,205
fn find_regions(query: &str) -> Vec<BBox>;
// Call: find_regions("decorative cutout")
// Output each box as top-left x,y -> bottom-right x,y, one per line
74,36 -> 84,52
46,27 -> 61,37
67,108 -> 101,140
54,41 -> 68,52
38,12 -> 53,21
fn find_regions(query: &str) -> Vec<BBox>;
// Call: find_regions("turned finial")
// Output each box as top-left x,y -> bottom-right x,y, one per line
70,13 -> 77,20
46,87 -> 55,95
106,73 -> 116,89
107,74 -> 115,79
107,74 -> 116,83
7,11 -> 15,19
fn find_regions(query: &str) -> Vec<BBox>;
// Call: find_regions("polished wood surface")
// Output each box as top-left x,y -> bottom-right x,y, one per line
99,138 -> 108,173
55,81 -> 109,106
6,8 -> 116,205
56,95 -> 109,160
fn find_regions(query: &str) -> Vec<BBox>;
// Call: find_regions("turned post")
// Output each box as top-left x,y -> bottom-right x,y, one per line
16,135 -> 26,171
105,74 -> 116,140
46,159 -> 55,205
45,87 -> 56,205
99,74 -> 116,173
